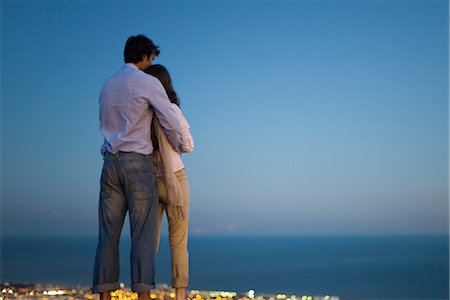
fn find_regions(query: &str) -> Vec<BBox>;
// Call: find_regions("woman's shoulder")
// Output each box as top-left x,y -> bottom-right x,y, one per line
171,102 -> 181,110
171,103 -> 191,128
171,103 -> 184,116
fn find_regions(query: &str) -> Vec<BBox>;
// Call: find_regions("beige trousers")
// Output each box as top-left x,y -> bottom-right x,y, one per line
155,169 -> 189,288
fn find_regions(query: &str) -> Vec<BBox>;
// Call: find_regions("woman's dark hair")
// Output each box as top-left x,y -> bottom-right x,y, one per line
124,34 -> 160,64
145,64 -> 180,107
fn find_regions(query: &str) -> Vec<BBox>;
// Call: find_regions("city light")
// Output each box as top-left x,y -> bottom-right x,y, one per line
43,290 -> 65,296
0,282 -> 339,300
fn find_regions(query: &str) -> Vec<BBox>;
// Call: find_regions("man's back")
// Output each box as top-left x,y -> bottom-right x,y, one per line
100,63 -> 181,155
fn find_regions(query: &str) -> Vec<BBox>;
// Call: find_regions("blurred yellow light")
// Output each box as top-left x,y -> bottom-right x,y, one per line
170,293 -> 176,298
196,295 -> 202,300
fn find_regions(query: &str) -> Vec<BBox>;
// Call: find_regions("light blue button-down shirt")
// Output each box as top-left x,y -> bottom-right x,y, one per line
99,64 -> 182,155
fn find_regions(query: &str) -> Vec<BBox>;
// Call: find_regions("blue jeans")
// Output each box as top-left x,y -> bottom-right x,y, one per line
93,152 -> 158,293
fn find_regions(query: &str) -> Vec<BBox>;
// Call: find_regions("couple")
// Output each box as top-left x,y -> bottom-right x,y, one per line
92,35 -> 194,300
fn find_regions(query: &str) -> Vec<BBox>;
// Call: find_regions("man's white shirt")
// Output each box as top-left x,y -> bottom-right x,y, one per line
99,63 -> 182,155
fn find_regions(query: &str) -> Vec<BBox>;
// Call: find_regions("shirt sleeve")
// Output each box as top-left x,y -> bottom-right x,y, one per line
173,104 -> 195,153
146,78 -> 182,152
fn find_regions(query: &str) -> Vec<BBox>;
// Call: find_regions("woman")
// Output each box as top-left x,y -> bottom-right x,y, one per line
146,64 -> 194,300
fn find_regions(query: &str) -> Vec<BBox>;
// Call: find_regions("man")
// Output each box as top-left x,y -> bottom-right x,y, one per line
93,35 -> 182,300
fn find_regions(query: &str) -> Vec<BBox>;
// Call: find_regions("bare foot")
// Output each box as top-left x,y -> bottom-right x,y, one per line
176,288 -> 186,300
138,291 -> 150,300
99,291 -> 111,300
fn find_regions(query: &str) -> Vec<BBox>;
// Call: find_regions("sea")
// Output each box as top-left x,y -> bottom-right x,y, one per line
1,235 -> 448,300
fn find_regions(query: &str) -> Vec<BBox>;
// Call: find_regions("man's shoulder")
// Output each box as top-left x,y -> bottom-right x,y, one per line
105,65 -> 157,84
101,67 -> 164,99
123,65 -> 160,85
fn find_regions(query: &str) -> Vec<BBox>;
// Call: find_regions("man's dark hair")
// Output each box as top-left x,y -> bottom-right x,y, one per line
124,34 -> 160,64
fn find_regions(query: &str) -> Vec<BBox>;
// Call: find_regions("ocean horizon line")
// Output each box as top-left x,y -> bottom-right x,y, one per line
1,233 -> 449,239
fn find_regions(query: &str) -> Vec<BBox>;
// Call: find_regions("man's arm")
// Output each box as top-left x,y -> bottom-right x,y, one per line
146,78 -> 182,151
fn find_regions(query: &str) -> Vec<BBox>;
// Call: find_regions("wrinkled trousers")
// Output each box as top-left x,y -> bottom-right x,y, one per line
155,169 -> 190,288
93,152 -> 158,293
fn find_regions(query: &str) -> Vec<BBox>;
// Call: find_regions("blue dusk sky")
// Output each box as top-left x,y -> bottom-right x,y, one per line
1,1 -> 448,237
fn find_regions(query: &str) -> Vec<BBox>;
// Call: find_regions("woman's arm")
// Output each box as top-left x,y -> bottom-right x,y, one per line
173,104 -> 194,153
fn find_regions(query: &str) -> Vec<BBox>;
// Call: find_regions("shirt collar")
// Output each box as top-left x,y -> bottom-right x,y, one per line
124,63 -> 140,70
